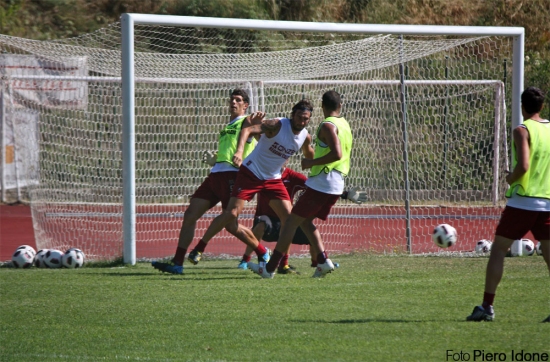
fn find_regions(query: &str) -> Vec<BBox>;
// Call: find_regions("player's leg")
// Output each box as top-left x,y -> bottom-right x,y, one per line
467,206 -> 533,321
541,240 -> 550,322
238,224 -> 264,269
265,211 -> 303,273
151,197 -> 212,274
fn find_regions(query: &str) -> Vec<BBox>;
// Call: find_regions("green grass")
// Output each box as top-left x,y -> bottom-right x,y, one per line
1,255 -> 548,361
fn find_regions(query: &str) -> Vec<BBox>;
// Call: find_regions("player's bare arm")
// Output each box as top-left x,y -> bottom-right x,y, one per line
301,122 -> 341,170
233,123 -> 263,166
506,126 -> 530,185
301,134 -> 314,159
260,118 -> 282,138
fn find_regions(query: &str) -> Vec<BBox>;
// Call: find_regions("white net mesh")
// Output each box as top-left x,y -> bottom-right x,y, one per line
0,22 -> 513,260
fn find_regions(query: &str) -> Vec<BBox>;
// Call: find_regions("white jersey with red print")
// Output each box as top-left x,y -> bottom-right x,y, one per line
243,117 -> 308,180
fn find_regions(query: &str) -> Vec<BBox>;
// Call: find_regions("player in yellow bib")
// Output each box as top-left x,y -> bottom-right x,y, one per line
467,87 -> 550,322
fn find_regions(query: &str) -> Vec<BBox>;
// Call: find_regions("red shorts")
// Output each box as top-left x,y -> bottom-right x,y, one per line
291,187 -> 340,221
495,206 -> 550,241
231,166 -> 290,202
191,171 -> 237,209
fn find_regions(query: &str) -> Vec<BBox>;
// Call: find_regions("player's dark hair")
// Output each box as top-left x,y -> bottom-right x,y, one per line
231,88 -> 249,104
291,99 -> 314,116
322,90 -> 342,111
521,87 -> 545,114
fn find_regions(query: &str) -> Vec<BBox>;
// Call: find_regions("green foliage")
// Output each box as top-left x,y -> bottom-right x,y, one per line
1,255 -> 549,361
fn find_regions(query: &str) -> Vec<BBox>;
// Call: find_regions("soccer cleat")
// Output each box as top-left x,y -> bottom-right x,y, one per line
259,247 -> 271,263
187,249 -> 202,265
542,315 -> 550,323
237,259 -> 248,270
248,262 -> 275,279
313,258 -> 335,278
277,265 -> 298,274
466,305 -> 495,322
151,261 -> 183,275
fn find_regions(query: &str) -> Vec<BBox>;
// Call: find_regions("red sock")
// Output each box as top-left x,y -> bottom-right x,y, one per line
172,247 -> 187,266
242,254 -> 252,262
195,239 -> 208,253
254,244 -> 267,256
279,254 -> 289,269
266,249 -> 283,273
317,251 -> 328,264
482,292 -> 495,308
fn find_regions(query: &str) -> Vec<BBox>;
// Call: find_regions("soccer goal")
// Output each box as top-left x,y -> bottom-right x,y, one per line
0,15 -> 524,263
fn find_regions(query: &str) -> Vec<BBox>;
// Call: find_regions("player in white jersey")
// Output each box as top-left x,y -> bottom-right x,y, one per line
187,99 -> 316,260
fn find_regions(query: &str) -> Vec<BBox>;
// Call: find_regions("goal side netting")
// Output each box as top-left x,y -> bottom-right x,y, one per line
0,18 -> 521,261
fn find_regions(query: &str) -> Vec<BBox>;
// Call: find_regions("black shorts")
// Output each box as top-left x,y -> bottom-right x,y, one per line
253,215 -> 310,245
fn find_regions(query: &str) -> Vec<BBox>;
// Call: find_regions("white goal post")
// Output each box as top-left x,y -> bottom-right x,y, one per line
121,14 -> 523,265
0,15 -> 524,264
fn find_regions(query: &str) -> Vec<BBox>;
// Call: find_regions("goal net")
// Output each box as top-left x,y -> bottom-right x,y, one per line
0,17 -> 522,261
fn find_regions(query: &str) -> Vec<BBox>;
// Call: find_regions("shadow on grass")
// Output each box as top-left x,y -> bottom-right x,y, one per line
291,318 -> 431,323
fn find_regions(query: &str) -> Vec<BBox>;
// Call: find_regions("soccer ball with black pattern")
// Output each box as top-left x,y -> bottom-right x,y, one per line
11,245 -> 36,268
34,249 -> 50,268
511,238 -> 535,256
43,249 -> 64,268
475,239 -> 492,254
535,241 -> 542,256
62,248 -> 85,268
432,224 -> 457,248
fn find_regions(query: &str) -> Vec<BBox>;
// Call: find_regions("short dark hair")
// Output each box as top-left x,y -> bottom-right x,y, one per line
521,87 -> 545,114
322,90 -> 342,111
231,88 -> 249,104
291,99 -> 314,116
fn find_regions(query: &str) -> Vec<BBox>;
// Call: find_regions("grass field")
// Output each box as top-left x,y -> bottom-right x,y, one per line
0,254 -> 548,362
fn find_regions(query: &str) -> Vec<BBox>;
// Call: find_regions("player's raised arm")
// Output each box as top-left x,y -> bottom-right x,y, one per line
233,114 -> 265,166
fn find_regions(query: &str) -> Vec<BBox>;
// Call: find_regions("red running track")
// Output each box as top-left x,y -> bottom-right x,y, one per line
1,204 -> 536,262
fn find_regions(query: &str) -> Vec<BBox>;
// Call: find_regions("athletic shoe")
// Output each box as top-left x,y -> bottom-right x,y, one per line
312,259 -> 335,278
311,261 -> 339,268
248,261 -> 275,279
151,261 -> 183,275
188,249 -> 202,265
466,305 -> 495,321
542,315 -> 550,323
237,259 -> 248,270
278,265 -> 298,274
259,247 -> 271,263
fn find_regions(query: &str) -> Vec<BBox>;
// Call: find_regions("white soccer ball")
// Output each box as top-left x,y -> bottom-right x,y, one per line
475,239 -> 492,254
43,249 -> 64,268
34,249 -> 50,268
11,245 -> 36,268
432,224 -> 457,248
510,238 -> 535,257
535,241 -> 542,256
62,248 -> 85,268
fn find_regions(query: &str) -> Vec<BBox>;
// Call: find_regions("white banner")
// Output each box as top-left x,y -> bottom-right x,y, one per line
1,107 -> 39,190
0,54 -> 88,109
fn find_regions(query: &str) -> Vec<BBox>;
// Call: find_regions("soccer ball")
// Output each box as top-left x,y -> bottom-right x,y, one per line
535,241 -> 542,256
34,249 -> 50,268
475,239 -> 492,254
432,224 -> 457,248
43,249 -> 64,268
11,245 -> 36,268
510,238 -> 535,257
62,248 -> 85,268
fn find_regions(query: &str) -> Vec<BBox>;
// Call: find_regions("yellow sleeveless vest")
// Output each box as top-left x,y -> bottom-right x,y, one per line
310,116 -> 352,177
505,119 -> 550,200
216,116 -> 257,165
